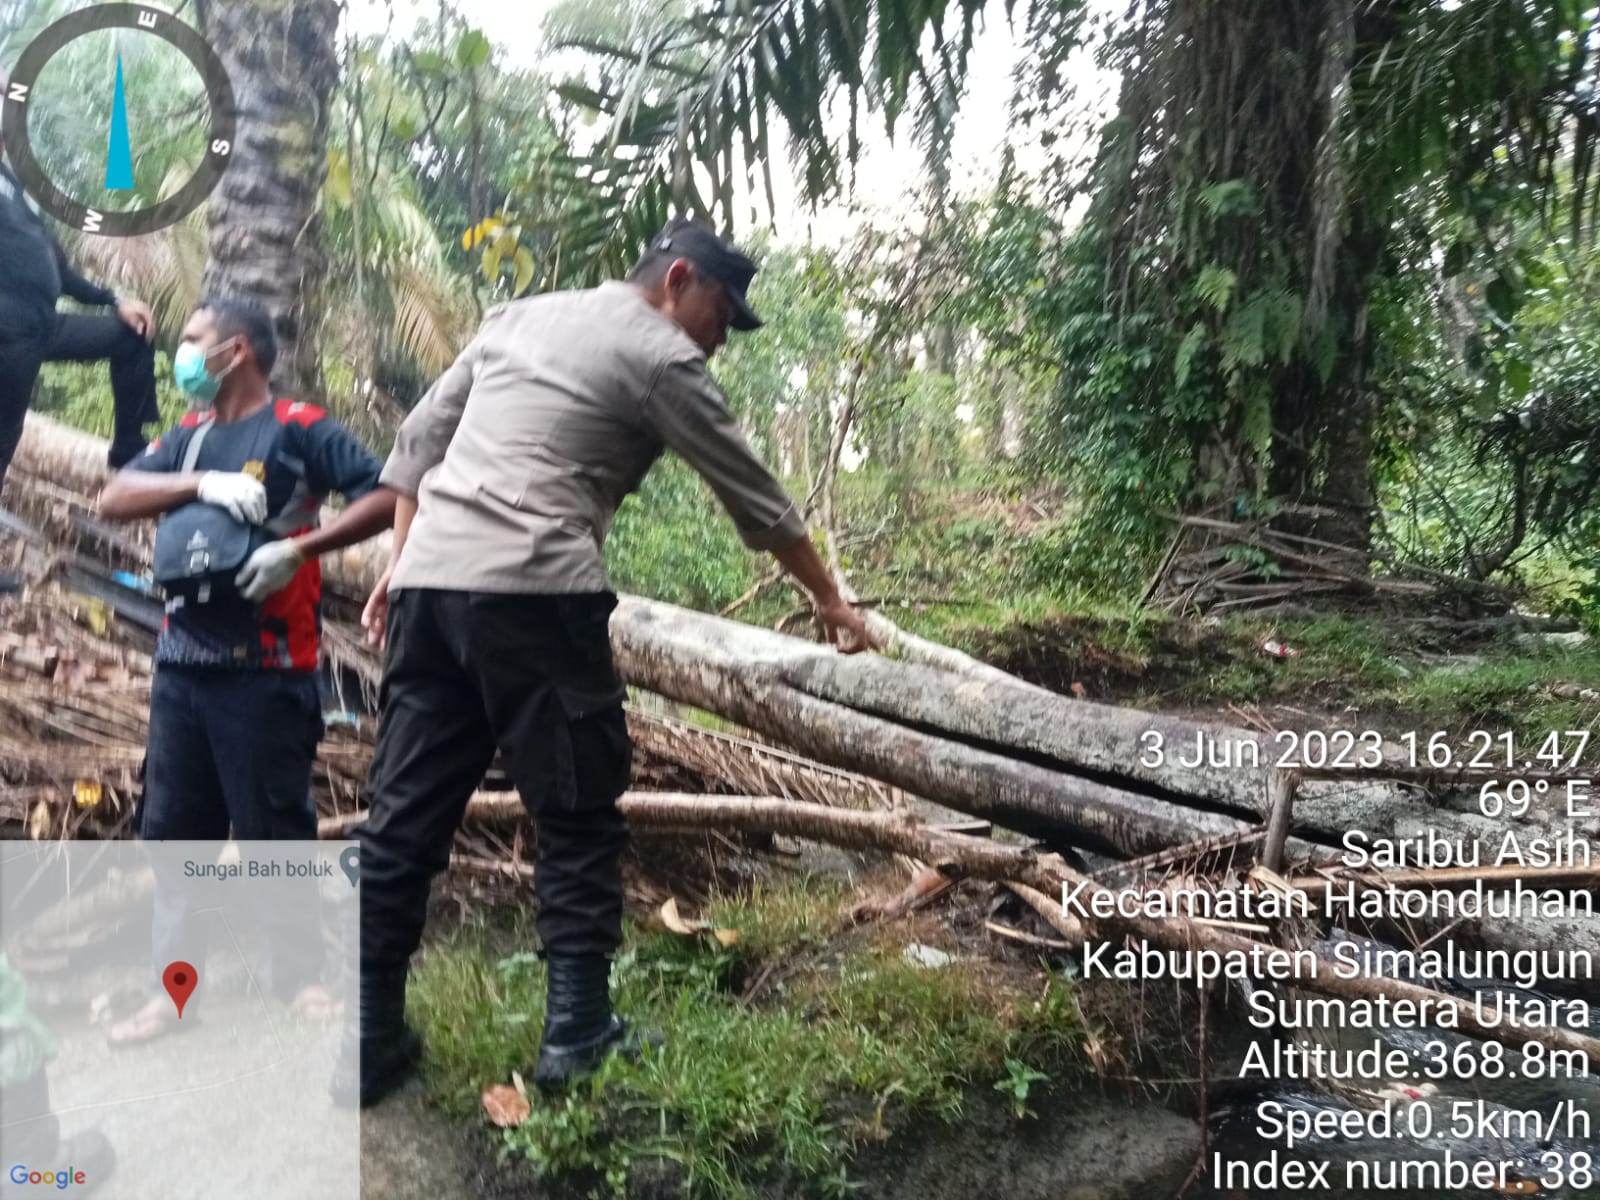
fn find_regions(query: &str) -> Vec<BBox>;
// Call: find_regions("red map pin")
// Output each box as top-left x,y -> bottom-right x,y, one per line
163,961 -> 198,1018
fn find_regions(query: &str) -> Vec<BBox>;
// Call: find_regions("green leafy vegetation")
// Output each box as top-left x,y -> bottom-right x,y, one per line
29,353 -> 188,443
606,459 -> 760,611
407,882 -> 1083,1199
15,0 -> 1600,626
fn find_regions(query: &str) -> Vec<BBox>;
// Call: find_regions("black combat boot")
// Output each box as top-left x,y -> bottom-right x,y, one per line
531,954 -> 660,1089
106,442 -> 146,470
329,966 -> 421,1108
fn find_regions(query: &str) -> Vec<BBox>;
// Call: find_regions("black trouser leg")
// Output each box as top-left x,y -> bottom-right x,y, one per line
138,667 -> 230,1004
0,1060 -> 60,1163
139,667 -> 325,998
0,332 -> 45,497
458,592 -> 632,957
357,590 -> 632,965
42,312 -> 159,464
204,670 -> 326,996
339,589 -> 489,1101
354,590 -> 497,973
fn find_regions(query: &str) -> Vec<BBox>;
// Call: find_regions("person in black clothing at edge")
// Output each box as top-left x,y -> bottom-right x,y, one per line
0,63 -> 162,596
97,296 -> 396,1043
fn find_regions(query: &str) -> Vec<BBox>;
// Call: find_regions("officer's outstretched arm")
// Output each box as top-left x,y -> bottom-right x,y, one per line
770,533 -> 870,654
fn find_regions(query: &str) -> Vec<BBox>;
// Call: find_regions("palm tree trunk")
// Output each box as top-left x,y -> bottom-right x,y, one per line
200,0 -> 340,402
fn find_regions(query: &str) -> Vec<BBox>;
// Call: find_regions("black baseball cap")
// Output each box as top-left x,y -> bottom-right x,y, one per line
645,218 -> 764,331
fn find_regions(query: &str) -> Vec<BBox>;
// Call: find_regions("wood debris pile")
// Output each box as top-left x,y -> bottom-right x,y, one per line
1143,503 -> 1514,614
0,435 -> 753,855
0,574 -> 381,840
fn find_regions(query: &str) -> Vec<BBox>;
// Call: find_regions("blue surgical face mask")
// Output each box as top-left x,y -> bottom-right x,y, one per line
172,338 -> 237,401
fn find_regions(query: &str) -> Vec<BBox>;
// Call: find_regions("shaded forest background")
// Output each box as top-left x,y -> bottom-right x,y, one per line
7,0 -> 1600,636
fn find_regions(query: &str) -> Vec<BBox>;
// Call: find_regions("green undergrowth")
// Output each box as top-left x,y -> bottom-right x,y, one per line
406,880 -> 1082,1199
605,460 -> 1083,638
966,608 -> 1600,742
33,356 -> 188,443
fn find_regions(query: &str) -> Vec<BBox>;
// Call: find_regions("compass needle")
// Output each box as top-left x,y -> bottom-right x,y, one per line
105,53 -> 134,192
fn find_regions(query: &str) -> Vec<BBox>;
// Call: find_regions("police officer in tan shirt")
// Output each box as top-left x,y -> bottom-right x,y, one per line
332,219 -> 869,1107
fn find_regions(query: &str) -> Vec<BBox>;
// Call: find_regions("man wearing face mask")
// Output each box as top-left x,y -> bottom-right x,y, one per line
96,296 -> 396,1043
0,63 -> 162,563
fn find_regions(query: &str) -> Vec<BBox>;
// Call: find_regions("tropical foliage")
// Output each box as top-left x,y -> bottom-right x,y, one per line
12,0 -> 1600,617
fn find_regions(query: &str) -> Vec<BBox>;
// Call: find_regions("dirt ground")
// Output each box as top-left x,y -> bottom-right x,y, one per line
354,1073 -> 1201,1200
360,1083 -> 478,1200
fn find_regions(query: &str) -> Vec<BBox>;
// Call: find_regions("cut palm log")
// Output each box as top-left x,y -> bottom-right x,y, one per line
607,596 -> 1582,852
611,596 -> 1256,856
12,413 -> 114,495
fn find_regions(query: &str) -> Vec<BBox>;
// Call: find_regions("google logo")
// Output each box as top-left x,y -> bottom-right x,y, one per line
8,1164 -> 89,1189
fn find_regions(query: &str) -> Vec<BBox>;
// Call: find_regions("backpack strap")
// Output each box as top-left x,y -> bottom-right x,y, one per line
179,418 -> 215,473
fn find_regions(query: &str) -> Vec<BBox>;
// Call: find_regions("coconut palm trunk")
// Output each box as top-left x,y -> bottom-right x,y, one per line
200,0 -> 340,402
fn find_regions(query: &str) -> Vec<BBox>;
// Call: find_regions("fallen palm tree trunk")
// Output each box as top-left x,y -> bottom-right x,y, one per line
604,603 -> 1599,979
615,600 -> 1253,855
315,611 -> 914,818
607,596 -> 1580,860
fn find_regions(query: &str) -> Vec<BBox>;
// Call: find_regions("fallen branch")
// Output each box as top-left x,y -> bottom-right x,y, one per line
1006,881 -> 1084,943
720,563 -> 785,617
1261,770 -> 1300,872
852,866 -> 958,923
626,709 -> 905,813
371,790 -> 1600,1067
448,852 -> 534,882
321,791 -> 835,840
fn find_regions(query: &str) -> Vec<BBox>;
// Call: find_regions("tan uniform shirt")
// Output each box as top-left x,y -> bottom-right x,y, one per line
381,280 -> 805,594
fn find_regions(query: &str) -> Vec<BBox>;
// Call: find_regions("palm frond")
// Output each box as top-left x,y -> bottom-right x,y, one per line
388,264 -> 470,376
1354,0 -> 1600,234
535,0 -> 1022,279
372,188 -> 443,263
60,203 -> 207,335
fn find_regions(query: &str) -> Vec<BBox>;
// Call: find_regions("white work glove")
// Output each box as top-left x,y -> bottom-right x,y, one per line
197,471 -> 268,525
235,540 -> 306,602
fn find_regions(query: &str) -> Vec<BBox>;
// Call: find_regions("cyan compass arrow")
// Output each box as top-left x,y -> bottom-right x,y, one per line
105,53 -> 134,191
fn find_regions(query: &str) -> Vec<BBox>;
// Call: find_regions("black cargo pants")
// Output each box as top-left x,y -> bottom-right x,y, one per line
354,589 -> 632,972
0,311 -> 159,493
